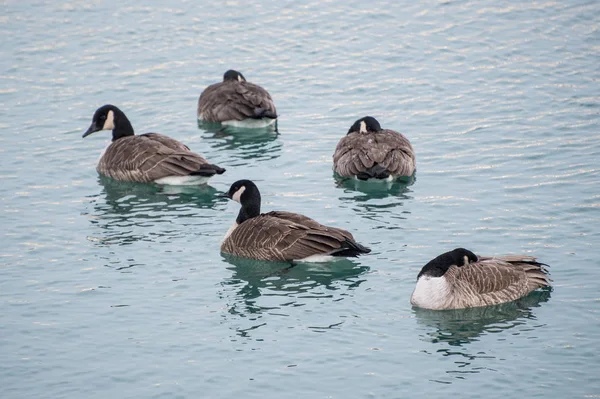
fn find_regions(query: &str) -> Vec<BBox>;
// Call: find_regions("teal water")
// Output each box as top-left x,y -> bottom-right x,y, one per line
2,0 -> 599,397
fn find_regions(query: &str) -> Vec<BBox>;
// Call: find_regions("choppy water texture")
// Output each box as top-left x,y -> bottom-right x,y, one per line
2,0 -> 599,398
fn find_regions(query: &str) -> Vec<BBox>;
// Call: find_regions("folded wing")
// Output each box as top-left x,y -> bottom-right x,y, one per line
221,211 -> 363,261
98,133 -> 223,182
444,256 -> 550,307
198,82 -> 277,123
333,130 -> 415,177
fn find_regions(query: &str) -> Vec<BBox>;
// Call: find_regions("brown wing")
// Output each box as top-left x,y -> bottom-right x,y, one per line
444,256 -> 550,306
333,130 -> 416,177
221,211 -> 357,261
97,133 -> 214,182
197,81 -> 277,122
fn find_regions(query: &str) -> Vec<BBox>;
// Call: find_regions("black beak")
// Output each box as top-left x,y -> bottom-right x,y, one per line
218,192 -> 231,199
82,122 -> 101,138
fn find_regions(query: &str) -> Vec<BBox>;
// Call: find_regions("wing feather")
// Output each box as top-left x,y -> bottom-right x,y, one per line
333,130 -> 415,177
221,211 -> 358,261
198,81 -> 277,122
443,256 -> 550,308
97,133 -> 216,182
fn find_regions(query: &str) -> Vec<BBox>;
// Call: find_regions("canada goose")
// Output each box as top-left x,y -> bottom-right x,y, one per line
333,116 -> 416,180
83,104 -> 225,185
197,70 -> 277,128
221,179 -> 371,261
410,248 -> 551,310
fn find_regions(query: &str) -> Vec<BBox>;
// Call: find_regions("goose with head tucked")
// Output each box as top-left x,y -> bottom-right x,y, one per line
221,180 -> 371,262
83,104 -> 225,185
333,116 -> 416,180
410,248 -> 551,310
197,70 -> 278,128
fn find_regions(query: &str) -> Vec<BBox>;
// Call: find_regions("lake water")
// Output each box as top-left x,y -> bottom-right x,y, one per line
2,0 -> 599,397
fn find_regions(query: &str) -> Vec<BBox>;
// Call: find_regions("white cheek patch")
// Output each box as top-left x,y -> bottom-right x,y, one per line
463,255 -> 470,266
359,120 -> 367,133
231,186 -> 246,203
102,110 -> 115,130
237,75 -> 243,82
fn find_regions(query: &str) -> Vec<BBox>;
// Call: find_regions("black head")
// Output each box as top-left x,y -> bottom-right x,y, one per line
223,70 -> 246,82
83,104 -> 134,141
224,179 -> 261,223
348,116 -> 382,135
417,247 -> 478,279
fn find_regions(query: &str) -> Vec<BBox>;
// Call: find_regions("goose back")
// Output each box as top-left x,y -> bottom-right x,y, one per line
333,129 -> 416,178
197,81 -> 277,123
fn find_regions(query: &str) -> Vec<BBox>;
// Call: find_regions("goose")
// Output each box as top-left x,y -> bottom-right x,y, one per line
197,70 -> 277,128
220,179 -> 371,261
410,248 -> 551,310
333,116 -> 416,180
83,104 -> 225,185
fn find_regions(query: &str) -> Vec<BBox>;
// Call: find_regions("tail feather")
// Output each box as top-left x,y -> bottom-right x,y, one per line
331,238 -> 371,258
356,164 -> 390,180
514,259 -> 552,288
190,164 -> 226,177
252,108 -> 278,119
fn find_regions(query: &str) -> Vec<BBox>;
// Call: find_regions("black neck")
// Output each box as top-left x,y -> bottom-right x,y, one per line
236,194 -> 261,224
111,108 -> 135,141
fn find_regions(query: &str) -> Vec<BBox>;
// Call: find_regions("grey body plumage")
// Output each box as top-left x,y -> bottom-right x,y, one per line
197,70 -> 277,125
333,116 -> 416,180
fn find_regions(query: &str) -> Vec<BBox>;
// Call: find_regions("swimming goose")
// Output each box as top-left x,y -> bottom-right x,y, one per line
221,180 -> 371,261
83,104 -> 225,185
410,248 -> 551,310
197,70 -> 278,128
333,116 -> 416,180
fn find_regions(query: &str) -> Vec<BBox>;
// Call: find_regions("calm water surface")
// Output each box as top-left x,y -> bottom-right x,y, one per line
2,0 -> 599,398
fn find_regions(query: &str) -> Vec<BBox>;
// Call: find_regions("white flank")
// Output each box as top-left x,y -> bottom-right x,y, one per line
221,118 -> 277,129
410,276 -> 451,310
154,175 -> 211,186
223,222 -> 239,242
296,254 -> 335,263
231,186 -> 246,203
103,110 -> 115,130
353,175 -> 394,182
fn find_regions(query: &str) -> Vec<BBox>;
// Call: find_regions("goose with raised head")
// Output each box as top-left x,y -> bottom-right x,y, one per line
410,248 -> 551,310
221,180 -> 371,261
83,105 -> 225,185
333,116 -> 416,180
197,70 -> 278,128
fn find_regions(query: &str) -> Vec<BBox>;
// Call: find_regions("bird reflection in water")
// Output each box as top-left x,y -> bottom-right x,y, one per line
219,254 -> 369,337
414,288 -> 552,382
85,175 -> 223,246
335,174 -> 416,225
198,120 -> 282,163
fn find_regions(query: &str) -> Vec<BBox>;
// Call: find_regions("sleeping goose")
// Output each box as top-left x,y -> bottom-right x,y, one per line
83,104 -> 225,185
197,70 -> 277,128
221,179 -> 371,261
410,248 -> 551,310
333,116 -> 416,180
